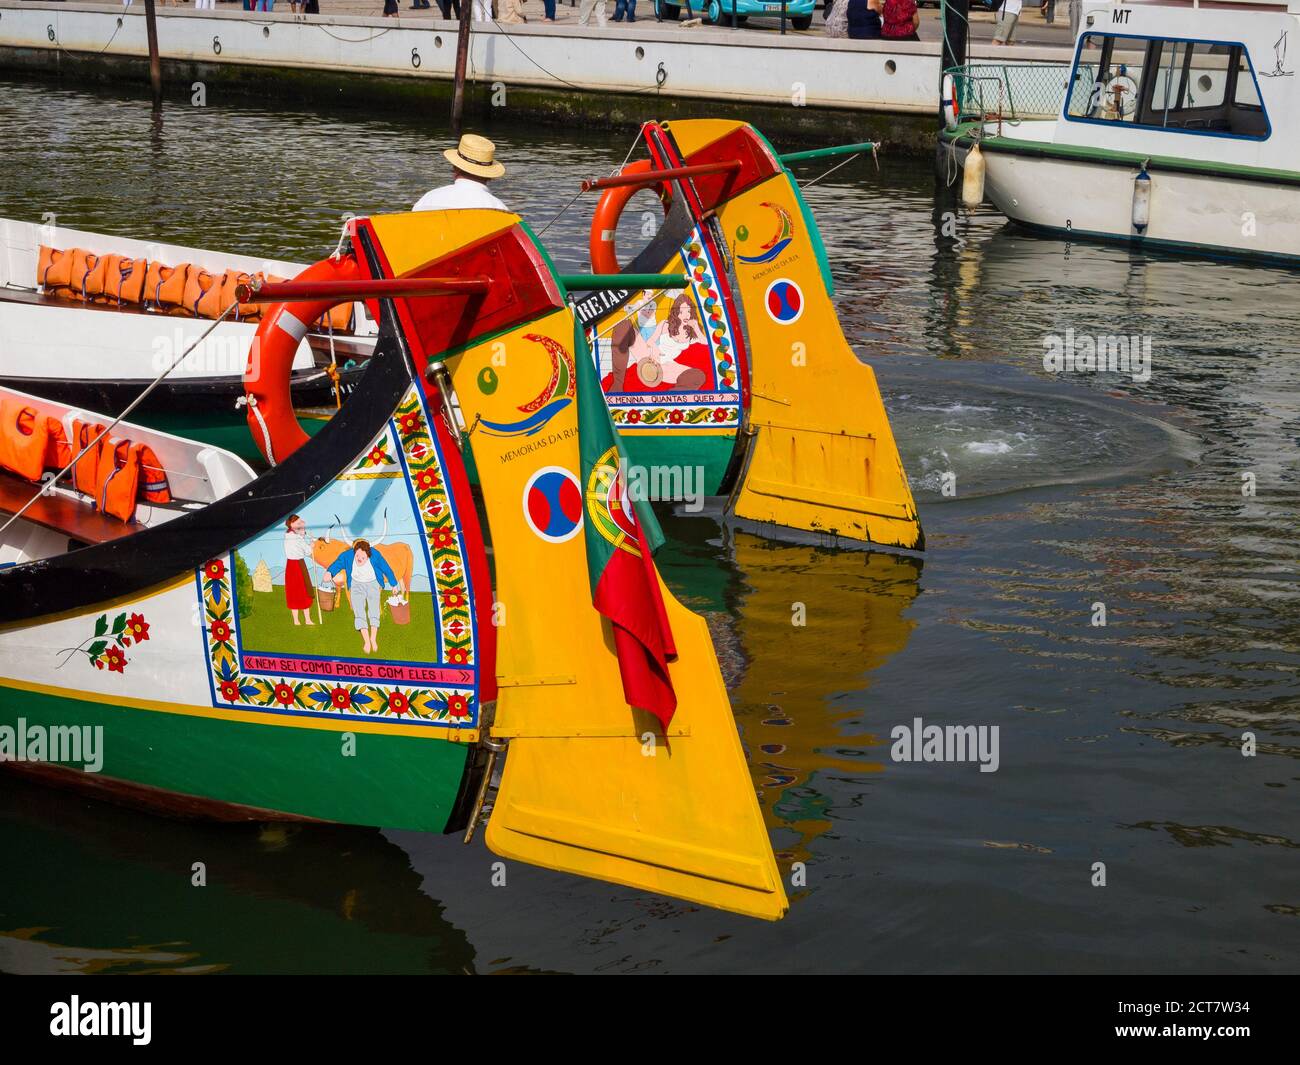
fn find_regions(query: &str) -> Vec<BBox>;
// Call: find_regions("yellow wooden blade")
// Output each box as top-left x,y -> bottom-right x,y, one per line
451,303 -> 788,921
719,159 -> 924,551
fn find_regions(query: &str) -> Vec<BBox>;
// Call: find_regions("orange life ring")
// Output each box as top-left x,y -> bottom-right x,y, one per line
589,159 -> 673,276
243,253 -> 362,466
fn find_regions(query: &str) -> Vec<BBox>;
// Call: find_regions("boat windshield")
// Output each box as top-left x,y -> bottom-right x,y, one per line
1066,33 -> 1270,140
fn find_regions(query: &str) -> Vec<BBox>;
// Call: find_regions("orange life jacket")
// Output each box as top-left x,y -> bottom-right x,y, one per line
43,418 -> 71,470
100,254 -> 148,306
37,245 -> 74,289
0,400 -> 53,483
136,443 -> 172,504
146,261 -> 191,310
187,268 -> 223,319
71,419 -> 108,497
98,439 -> 141,523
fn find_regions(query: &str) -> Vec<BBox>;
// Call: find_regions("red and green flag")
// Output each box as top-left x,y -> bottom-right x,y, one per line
573,316 -> 678,730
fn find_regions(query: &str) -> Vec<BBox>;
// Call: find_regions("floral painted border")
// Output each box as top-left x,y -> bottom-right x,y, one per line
197,387 -> 478,729
682,236 -> 741,394
610,403 -> 740,429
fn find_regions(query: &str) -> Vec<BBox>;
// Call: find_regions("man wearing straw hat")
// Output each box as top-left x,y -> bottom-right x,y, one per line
414,134 -> 509,212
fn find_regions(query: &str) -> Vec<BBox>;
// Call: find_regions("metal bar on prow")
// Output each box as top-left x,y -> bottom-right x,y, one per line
558,273 -> 689,291
236,276 -> 492,304
581,161 -> 741,193
778,141 -> 881,165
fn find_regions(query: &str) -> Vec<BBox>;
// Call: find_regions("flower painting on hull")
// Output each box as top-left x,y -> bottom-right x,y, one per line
196,385 -> 483,731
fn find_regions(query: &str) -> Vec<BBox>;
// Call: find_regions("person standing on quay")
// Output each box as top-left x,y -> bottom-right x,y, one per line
992,0 -> 1021,44
612,0 -> 637,21
435,0 -> 462,15
880,0 -> 919,42
579,0 -> 608,25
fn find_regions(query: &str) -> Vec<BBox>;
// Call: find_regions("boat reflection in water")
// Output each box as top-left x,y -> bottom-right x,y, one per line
386,526 -> 921,973
725,532 -> 920,872
0,773 -> 474,975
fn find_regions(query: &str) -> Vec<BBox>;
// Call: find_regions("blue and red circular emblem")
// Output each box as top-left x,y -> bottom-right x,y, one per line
522,466 -> 583,543
764,278 -> 804,325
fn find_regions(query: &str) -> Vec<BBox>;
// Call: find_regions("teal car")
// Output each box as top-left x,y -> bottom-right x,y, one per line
653,0 -> 816,29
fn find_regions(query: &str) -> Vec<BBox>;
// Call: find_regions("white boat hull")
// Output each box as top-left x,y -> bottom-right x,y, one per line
979,150 -> 1300,262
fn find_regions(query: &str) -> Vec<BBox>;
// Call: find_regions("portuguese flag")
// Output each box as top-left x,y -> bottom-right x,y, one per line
573,317 -> 678,730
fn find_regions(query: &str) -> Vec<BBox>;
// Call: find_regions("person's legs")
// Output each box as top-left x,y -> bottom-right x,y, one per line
542,0 -> 554,16
353,579 -> 379,652
577,0 -> 593,21
612,0 -> 625,19
627,0 -> 635,21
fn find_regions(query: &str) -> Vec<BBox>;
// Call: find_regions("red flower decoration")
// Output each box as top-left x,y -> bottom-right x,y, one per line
388,691 -> 410,716
626,410 -> 642,424
127,613 -> 150,642
669,410 -> 684,424
210,620 -> 231,643
416,469 -> 441,491
204,559 -> 226,580
430,528 -> 454,549
219,681 -> 240,702
446,693 -> 470,719
330,687 -> 351,710
273,683 -> 295,706
367,446 -> 388,466
440,588 -> 466,610
398,412 -> 422,435
447,647 -> 470,665
105,647 -> 126,674
712,407 -> 729,422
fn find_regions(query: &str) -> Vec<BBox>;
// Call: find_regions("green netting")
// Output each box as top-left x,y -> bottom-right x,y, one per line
946,63 -> 1099,122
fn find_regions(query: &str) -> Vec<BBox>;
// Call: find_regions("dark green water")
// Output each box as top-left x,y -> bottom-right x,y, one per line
1,78 -> 1297,974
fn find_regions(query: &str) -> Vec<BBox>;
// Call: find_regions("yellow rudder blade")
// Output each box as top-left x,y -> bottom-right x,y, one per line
722,172 -> 923,550
452,305 -> 788,921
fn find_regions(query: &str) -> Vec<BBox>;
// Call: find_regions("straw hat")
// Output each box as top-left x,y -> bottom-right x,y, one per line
444,134 -> 506,180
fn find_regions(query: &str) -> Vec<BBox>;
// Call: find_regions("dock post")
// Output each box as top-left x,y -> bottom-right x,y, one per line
451,2 -> 473,138
939,0 -> 969,101
935,0 -> 968,177
143,0 -> 163,104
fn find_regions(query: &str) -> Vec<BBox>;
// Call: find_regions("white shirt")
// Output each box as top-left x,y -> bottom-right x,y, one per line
413,178 -> 508,213
1002,0 -> 1023,14
284,531 -> 308,561
352,556 -> 377,584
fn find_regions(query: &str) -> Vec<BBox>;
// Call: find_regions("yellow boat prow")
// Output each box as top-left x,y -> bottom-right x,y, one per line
665,119 -> 923,550
372,208 -> 789,920
725,179 -> 921,549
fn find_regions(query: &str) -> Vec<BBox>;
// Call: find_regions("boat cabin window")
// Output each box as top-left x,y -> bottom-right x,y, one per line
1066,33 -> 1270,140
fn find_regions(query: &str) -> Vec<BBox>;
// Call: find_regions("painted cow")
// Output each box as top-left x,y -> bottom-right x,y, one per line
311,538 -> 414,598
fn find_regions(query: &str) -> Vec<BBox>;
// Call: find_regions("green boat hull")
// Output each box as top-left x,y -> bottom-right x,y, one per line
1,685 -> 472,833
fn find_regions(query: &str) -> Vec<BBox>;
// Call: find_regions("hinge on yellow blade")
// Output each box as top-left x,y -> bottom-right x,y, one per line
462,699 -> 505,844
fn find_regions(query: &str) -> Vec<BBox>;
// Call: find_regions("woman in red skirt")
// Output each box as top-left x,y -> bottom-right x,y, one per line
283,514 -> 315,626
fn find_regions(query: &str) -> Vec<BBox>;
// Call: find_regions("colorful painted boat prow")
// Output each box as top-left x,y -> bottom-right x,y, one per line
0,208 -> 787,921
576,119 -> 923,552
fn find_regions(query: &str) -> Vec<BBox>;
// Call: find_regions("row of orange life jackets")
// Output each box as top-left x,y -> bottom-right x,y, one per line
36,245 -> 354,332
0,398 -> 172,524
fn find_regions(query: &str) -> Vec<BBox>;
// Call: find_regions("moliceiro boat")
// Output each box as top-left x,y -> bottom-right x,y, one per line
0,209 -> 788,921
940,0 -> 1300,262
576,119 -> 923,550
0,217 -> 376,462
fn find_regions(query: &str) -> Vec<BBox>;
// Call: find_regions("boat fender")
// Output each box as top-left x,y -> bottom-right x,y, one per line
589,159 -> 673,275
243,252 -> 363,466
1132,163 -> 1151,234
941,72 -> 960,131
961,142 -> 986,210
